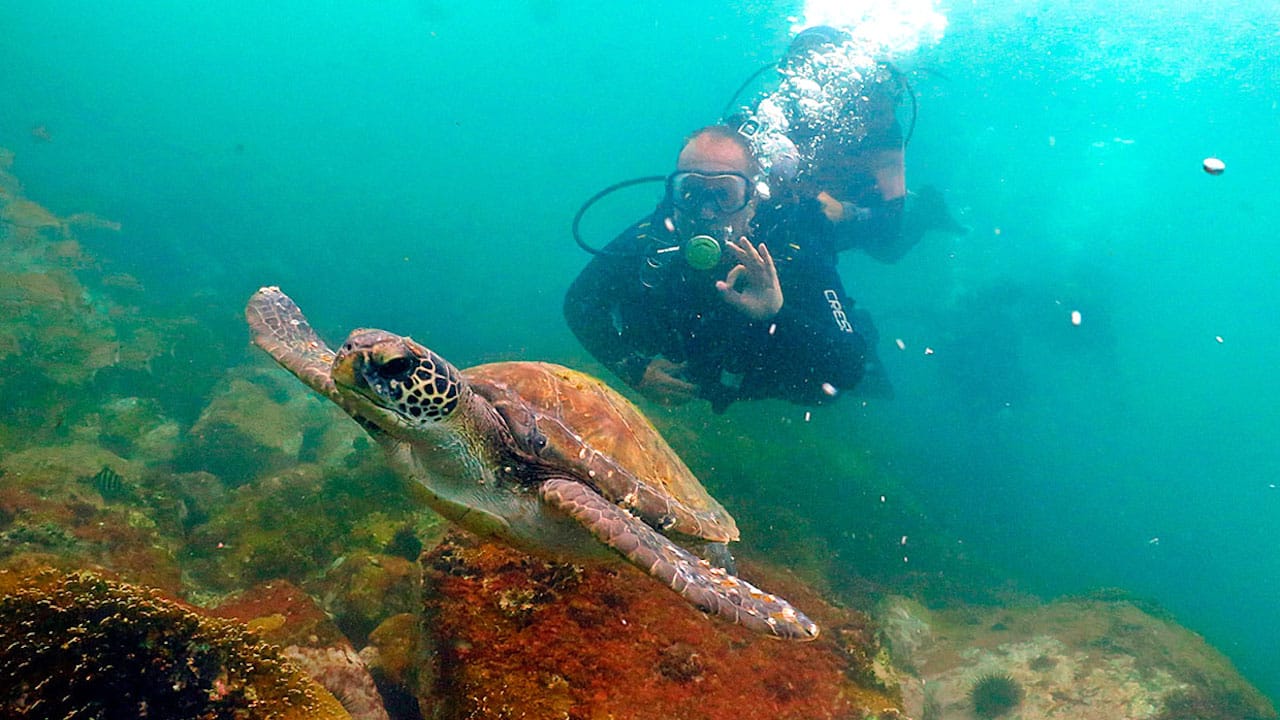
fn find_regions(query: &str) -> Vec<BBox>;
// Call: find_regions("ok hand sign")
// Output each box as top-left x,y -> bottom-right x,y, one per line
716,238 -> 783,321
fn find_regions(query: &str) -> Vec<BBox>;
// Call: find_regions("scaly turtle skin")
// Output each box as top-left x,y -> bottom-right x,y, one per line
246,287 -> 818,640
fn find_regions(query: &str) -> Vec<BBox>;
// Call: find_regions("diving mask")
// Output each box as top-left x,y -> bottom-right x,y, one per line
667,171 -> 752,215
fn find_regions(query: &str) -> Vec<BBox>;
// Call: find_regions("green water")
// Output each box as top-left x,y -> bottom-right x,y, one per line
1,0 -> 1276,703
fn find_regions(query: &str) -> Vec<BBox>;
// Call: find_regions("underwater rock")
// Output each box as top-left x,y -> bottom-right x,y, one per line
284,646 -> 390,720
361,612 -> 421,691
183,367 -> 364,485
413,531 -> 900,720
183,461 -> 422,594
0,566 -> 351,719
213,579 -> 390,720
877,595 -> 936,672
184,371 -> 321,484
71,395 -> 182,465
318,551 -> 420,643
168,469 -> 231,531
185,464 -> 340,590
0,442 -> 143,495
881,594 -> 1277,720
0,159 -> 120,240
0,197 -> 65,234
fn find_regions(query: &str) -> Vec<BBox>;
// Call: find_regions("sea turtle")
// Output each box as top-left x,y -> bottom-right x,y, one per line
245,287 -> 818,640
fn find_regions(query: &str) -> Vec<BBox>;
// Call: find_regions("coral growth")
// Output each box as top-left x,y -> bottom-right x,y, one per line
0,443 -> 185,593
0,567 -> 349,719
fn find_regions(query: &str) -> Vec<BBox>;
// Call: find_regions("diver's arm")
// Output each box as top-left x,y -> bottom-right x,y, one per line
846,195 -> 910,262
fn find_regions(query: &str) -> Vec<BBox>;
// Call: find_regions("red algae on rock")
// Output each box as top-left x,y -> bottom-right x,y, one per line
414,532 -> 900,720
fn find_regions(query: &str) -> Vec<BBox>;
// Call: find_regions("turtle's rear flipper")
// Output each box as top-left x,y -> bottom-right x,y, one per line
540,477 -> 819,640
246,287 -> 340,401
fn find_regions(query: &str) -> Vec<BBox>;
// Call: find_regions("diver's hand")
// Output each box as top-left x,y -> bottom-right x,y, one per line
817,191 -> 845,222
638,358 -> 697,406
716,239 -> 783,321
817,191 -> 869,224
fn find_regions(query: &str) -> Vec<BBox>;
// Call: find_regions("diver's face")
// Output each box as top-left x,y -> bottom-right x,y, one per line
674,135 -> 757,227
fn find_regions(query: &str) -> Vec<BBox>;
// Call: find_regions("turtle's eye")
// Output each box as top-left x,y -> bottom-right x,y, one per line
376,356 -> 414,381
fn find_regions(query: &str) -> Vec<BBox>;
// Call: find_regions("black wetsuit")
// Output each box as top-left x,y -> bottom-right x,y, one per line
564,197 -> 867,412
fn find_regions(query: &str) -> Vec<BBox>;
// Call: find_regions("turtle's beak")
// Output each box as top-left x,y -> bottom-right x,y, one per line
331,349 -> 360,390
332,329 -> 414,396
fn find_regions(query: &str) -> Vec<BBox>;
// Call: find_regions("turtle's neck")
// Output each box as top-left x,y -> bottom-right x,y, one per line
377,387 -> 541,542
388,386 -> 512,492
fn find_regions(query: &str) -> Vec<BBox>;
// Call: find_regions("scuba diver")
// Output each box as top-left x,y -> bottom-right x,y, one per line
563,125 -> 869,412
734,24 -> 968,262
565,26 -> 963,406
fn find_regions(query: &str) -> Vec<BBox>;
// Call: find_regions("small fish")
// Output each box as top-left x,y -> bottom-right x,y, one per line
80,465 -> 132,502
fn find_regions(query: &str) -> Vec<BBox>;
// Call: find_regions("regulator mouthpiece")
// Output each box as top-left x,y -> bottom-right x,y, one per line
683,235 -> 723,270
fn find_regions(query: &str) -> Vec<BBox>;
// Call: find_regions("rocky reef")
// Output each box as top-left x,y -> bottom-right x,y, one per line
879,594 -> 1277,720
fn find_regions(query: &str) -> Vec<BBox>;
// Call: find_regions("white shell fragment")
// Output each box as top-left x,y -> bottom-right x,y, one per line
1203,157 -> 1226,175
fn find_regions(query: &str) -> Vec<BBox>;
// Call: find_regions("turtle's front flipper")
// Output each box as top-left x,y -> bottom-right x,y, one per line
540,477 -> 819,640
246,287 -> 340,401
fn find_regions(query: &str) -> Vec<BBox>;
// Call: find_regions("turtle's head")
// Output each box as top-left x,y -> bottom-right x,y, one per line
331,329 -> 464,434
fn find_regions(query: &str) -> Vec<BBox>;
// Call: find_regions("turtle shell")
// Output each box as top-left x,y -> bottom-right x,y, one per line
464,362 -> 739,543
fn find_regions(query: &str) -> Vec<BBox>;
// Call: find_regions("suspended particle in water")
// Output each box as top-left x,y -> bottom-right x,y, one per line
924,347 -> 934,355
895,338 -> 906,350
1203,157 -> 1226,175
821,382 -> 837,397
1071,310 -> 1082,326
1215,336 -> 1224,343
